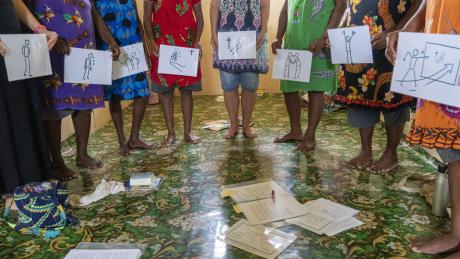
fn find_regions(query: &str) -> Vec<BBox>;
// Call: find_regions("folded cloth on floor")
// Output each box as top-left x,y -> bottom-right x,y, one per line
70,179 -> 125,207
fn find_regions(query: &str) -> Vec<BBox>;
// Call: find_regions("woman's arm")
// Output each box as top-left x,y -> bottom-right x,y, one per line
271,0 -> 287,54
210,0 -> 220,50
193,2 -> 204,46
143,1 -> 159,57
91,2 -> 120,60
309,0 -> 347,54
386,0 -> 427,63
11,0 -> 58,49
256,0 -> 270,48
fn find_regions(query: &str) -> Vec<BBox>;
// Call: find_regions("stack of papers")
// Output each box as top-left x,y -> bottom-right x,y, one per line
126,173 -> 164,191
130,172 -> 154,186
64,249 -> 142,259
286,198 -> 363,236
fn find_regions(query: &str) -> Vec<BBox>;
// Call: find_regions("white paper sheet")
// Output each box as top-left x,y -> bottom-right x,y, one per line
272,49 -> 313,83
238,194 -> 309,225
64,47 -> 113,85
222,180 -> 289,203
304,198 -> 359,223
112,43 -> 148,80
391,32 -> 460,108
285,211 -> 333,235
64,249 -> 142,259
322,217 -> 363,237
157,45 -> 200,77
223,219 -> 296,259
328,26 -> 373,64
218,31 -> 257,60
0,34 -> 52,82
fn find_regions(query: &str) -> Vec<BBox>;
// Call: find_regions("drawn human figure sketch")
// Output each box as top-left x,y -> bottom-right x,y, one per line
391,32 -> 460,108
83,53 -> 95,80
328,26 -> 373,64
22,39 -> 32,77
218,31 -> 257,60
308,0 -> 325,23
0,34 -> 52,82
273,49 -> 312,83
112,43 -> 148,80
64,47 -> 112,85
158,44 -> 199,77
343,30 -> 356,64
284,52 -> 302,79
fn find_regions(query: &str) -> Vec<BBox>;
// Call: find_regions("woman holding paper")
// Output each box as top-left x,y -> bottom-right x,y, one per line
94,0 -> 152,156
334,0 -> 422,174
210,0 -> 270,139
272,0 -> 346,151
0,0 -> 57,197
28,0 -> 120,180
387,0 -> 460,256
143,0 -> 204,146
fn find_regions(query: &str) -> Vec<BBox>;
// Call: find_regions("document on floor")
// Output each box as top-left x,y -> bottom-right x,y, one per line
218,31 -> 257,60
221,180 -> 289,203
321,217 -> 363,236
0,34 -> 52,82
304,198 -> 359,222
328,26 -> 373,64
158,45 -> 200,77
239,194 -> 310,225
64,249 -> 142,259
112,43 -> 148,80
223,219 -> 296,259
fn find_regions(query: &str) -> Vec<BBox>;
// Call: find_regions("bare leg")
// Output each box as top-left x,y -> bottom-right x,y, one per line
109,100 -> 130,156
412,160 -> 460,255
223,89 -> 239,139
159,91 -> 176,147
44,119 -> 78,180
241,89 -> 257,139
298,91 -> 324,152
349,127 -> 374,169
274,91 -> 303,143
128,96 -> 153,149
180,89 -> 200,144
368,122 -> 405,173
73,111 -> 103,169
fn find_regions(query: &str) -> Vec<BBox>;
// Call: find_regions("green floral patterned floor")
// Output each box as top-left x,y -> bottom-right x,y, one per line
0,94 -> 450,258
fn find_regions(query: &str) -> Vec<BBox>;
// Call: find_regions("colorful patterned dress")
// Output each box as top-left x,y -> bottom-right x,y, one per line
33,0 -> 104,111
212,0 -> 269,74
149,0 -> 202,88
281,0 -> 336,93
94,0 -> 150,101
335,0 -> 412,110
406,0 -> 460,150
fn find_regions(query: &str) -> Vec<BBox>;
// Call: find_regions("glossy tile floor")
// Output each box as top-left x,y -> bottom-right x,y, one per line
0,94 -> 450,258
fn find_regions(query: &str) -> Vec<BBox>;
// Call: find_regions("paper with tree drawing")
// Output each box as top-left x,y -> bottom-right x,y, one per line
218,31 -> 257,60
272,49 -> 313,83
64,47 -> 113,85
112,43 -> 148,80
391,32 -> 460,108
158,44 -> 200,77
0,34 -> 52,82
328,26 -> 373,64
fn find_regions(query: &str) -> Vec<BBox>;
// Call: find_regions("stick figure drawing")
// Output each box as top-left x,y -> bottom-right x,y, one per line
284,52 -> 302,79
343,30 -> 356,64
170,48 -> 185,71
400,49 -> 428,87
22,39 -> 32,77
83,53 -> 95,80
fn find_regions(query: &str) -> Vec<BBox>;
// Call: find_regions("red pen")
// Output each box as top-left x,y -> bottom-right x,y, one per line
271,190 -> 275,202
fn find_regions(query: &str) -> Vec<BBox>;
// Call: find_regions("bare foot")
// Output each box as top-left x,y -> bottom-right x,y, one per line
298,138 -> 316,152
224,127 -> 239,139
349,151 -> 373,170
118,142 -> 131,156
444,249 -> 460,259
161,135 -> 176,147
184,133 -> 201,144
368,151 -> 398,174
274,132 -> 303,143
76,155 -> 103,170
411,232 -> 460,255
128,139 -> 154,150
52,163 -> 79,181
243,128 -> 257,140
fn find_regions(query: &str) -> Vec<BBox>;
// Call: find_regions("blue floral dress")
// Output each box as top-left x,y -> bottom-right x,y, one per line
94,0 -> 150,101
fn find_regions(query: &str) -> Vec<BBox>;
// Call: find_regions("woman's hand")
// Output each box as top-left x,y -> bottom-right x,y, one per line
110,44 -> 120,61
271,39 -> 283,55
211,34 -> 218,50
309,37 -> 327,54
42,30 -> 58,50
256,32 -> 266,49
53,37 -> 70,55
0,39 -> 7,57
371,31 -> 388,50
195,42 -> 203,59
149,40 -> 159,57
385,31 -> 399,65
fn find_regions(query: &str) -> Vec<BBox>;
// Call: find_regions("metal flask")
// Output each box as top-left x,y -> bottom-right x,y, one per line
432,164 -> 450,217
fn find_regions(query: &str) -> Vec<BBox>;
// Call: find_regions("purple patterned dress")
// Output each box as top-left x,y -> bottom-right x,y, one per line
34,0 -> 104,111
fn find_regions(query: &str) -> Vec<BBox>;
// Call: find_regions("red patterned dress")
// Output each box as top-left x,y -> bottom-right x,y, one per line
149,0 -> 202,88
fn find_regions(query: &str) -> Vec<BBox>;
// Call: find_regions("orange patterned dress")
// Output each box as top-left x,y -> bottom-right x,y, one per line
406,0 -> 460,150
